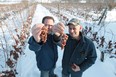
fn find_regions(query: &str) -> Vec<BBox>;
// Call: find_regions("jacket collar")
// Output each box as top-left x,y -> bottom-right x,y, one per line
79,32 -> 86,43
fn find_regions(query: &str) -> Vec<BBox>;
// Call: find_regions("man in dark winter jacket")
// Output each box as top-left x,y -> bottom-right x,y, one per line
62,18 -> 97,77
28,16 -> 65,77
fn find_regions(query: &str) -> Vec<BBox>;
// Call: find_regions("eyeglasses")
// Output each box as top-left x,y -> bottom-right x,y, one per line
44,24 -> 53,27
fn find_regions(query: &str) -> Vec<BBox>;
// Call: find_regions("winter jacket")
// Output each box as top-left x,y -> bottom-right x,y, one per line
62,32 -> 97,75
28,34 -> 59,71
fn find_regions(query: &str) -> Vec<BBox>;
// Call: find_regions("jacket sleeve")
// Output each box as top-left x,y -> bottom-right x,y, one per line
28,36 -> 42,52
53,34 -> 69,47
79,42 -> 97,72
53,34 -> 61,46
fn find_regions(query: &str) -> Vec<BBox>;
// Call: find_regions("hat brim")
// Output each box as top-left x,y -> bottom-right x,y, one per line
67,22 -> 78,26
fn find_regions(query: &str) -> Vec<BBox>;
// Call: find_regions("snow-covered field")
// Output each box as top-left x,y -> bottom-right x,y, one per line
0,4 -> 116,77
16,4 -> 116,77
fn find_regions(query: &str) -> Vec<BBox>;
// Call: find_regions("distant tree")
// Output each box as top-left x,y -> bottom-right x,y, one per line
100,51 -> 104,62
62,0 -> 82,3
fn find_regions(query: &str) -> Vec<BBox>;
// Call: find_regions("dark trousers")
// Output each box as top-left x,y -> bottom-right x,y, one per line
40,68 -> 55,77
62,69 -> 83,77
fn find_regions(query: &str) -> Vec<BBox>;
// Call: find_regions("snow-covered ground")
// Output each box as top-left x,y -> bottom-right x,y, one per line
16,4 -> 116,77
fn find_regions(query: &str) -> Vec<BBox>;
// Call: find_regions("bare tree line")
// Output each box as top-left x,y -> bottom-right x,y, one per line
0,2 -> 37,77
